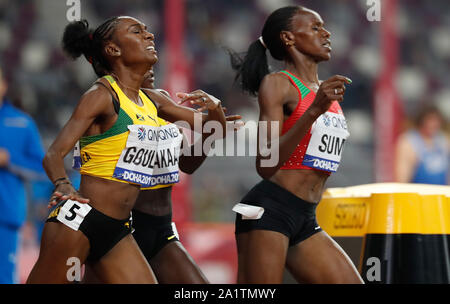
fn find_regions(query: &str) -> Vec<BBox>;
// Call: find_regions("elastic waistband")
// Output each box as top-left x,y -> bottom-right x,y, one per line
89,205 -> 131,225
253,179 -> 318,212
131,209 -> 172,228
46,200 -> 132,226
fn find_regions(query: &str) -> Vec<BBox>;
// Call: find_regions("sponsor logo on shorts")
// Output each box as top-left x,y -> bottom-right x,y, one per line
47,206 -> 61,219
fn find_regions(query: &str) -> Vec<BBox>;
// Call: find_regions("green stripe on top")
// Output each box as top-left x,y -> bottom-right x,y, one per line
280,70 -> 311,100
79,108 -> 132,149
104,75 -> 116,84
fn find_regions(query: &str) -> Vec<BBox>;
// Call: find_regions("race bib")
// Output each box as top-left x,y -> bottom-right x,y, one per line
56,199 -> 92,231
302,112 -> 350,172
113,124 -> 182,187
72,141 -> 81,170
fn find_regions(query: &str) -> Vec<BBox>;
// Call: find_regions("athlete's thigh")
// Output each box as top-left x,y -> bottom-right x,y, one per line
150,241 -> 208,284
82,264 -> 102,284
27,222 -> 90,284
236,230 -> 289,284
286,231 -> 363,284
91,234 -> 157,284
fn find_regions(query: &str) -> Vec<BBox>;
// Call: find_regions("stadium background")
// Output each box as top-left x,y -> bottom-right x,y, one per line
0,0 -> 449,283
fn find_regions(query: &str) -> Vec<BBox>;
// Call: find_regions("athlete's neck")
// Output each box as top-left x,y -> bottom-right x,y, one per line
419,128 -> 435,144
110,66 -> 146,103
285,52 -> 319,87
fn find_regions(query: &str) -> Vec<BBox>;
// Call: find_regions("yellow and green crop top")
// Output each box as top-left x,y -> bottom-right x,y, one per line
76,75 -> 181,189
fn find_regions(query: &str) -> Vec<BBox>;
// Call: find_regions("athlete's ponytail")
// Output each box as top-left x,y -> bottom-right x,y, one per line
62,17 -> 120,77
229,39 -> 268,96
229,6 -> 303,96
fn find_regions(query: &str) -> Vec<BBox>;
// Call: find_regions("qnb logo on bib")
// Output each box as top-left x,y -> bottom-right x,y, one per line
137,127 -> 146,141
302,112 -> 350,172
113,124 -> 183,187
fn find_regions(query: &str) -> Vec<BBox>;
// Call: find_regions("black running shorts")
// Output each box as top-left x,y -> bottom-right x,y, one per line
46,199 -> 132,262
235,179 -> 323,246
131,209 -> 179,262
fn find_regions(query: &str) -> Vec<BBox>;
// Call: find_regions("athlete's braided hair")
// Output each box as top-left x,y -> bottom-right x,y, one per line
62,17 -> 120,77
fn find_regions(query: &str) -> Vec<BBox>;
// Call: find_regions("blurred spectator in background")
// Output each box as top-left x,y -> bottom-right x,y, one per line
395,105 -> 449,185
0,67 -> 46,283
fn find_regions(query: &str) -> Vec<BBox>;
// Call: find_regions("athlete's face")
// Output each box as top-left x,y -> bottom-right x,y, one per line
421,112 -> 443,137
288,10 -> 331,62
107,17 -> 158,66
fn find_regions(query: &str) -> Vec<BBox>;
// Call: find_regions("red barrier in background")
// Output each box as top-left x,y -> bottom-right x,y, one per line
374,0 -> 403,182
181,223 -> 237,284
163,0 -> 193,225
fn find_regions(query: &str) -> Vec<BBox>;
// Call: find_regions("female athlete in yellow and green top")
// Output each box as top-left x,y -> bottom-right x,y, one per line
27,16 -> 227,283
78,68 -> 243,284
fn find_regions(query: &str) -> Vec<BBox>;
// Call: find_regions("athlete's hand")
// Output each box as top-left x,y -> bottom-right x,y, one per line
223,107 -> 245,131
176,90 -> 221,112
308,75 -> 351,117
47,183 -> 90,208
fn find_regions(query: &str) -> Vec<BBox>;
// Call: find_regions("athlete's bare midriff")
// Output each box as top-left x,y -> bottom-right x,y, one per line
269,169 -> 329,203
79,174 -> 140,219
133,186 -> 172,216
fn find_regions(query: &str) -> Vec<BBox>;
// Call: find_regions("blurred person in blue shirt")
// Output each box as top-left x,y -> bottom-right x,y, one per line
395,105 -> 449,185
0,67 -> 46,283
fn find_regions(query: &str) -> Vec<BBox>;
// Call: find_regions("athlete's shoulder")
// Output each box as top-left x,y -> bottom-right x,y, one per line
74,78 -> 115,116
141,88 -> 173,109
261,71 -> 292,85
141,87 -> 160,98
258,72 -> 292,105
82,77 -> 113,99
156,88 -> 171,97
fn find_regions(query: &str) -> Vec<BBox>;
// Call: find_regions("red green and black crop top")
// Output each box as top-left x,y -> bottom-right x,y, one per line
279,70 -> 350,174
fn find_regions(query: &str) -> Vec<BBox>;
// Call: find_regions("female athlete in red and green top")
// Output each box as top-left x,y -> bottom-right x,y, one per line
229,6 -> 363,283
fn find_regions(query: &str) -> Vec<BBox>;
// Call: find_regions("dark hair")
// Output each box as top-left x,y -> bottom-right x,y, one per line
414,104 -> 445,127
229,6 -> 303,96
62,17 -> 120,77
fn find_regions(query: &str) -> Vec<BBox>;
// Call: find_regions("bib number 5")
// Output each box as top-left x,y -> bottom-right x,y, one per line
56,199 -> 92,231
65,204 -> 81,221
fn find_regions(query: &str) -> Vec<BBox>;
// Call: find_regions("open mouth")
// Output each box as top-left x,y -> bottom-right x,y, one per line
146,46 -> 156,52
322,41 -> 332,51
322,40 -> 331,48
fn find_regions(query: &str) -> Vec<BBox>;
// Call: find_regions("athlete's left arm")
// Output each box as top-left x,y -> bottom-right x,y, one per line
142,88 -> 227,136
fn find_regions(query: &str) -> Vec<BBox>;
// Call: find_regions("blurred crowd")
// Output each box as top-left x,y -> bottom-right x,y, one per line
0,0 -> 449,226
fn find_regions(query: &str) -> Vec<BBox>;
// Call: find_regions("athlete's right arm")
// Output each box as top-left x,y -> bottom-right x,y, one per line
43,84 -> 114,205
256,74 -> 351,179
